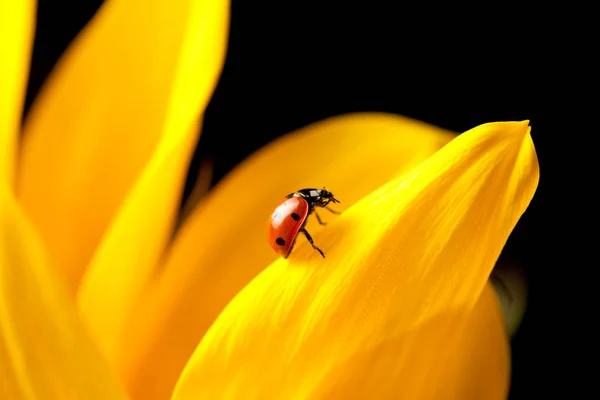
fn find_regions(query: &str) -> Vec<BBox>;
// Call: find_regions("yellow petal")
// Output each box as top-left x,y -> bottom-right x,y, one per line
118,113 -> 454,400
171,121 -> 538,399
347,284 -> 509,400
173,284 -> 508,400
76,0 -> 229,367
0,0 -> 34,187
17,0 -> 228,293
417,284 -> 509,399
0,186 -> 128,399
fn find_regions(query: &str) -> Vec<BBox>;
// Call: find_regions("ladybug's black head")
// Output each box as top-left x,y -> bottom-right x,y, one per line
294,187 -> 340,209
315,187 -> 340,207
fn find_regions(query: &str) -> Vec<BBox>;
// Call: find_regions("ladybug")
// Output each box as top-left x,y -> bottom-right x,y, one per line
267,188 -> 341,258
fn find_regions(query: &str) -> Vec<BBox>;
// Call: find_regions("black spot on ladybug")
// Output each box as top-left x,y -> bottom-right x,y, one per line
291,213 -> 300,221
276,237 -> 286,246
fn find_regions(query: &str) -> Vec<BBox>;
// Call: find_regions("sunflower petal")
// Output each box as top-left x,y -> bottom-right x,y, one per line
171,121 -> 538,399
0,187 -> 127,399
173,284 -> 508,400
325,284 -> 508,400
17,0 -> 228,293
118,113 -> 454,400
75,0 -> 229,366
0,0 -> 34,187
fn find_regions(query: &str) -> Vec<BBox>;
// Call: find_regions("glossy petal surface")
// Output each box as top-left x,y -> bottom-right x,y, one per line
119,113 -> 455,399
171,121 -> 538,399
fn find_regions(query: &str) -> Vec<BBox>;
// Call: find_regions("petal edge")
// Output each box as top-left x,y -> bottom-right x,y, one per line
171,121 -> 536,398
118,112 -> 455,400
0,0 -> 35,187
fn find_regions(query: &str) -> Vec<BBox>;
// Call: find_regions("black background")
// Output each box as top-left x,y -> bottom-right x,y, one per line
23,1 -> 555,399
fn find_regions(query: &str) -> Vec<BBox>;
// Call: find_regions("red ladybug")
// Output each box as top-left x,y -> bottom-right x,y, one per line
267,188 -> 341,258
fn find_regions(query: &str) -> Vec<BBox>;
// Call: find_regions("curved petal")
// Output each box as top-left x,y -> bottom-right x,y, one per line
17,0 -> 229,293
173,285 -> 509,400
0,0 -> 34,187
118,113 -> 455,400
0,187 -> 127,399
76,0 -> 230,366
307,284 -> 510,400
171,121 -> 538,399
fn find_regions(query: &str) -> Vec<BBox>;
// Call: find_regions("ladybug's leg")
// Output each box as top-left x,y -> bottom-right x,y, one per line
324,206 -> 341,215
314,211 -> 327,225
301,229 -> 325,258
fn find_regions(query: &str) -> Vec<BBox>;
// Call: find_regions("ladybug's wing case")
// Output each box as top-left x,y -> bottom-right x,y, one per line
267,196 -> 309,258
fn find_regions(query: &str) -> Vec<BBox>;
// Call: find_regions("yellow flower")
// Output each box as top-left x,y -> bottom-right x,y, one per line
1,1 -> 539,400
